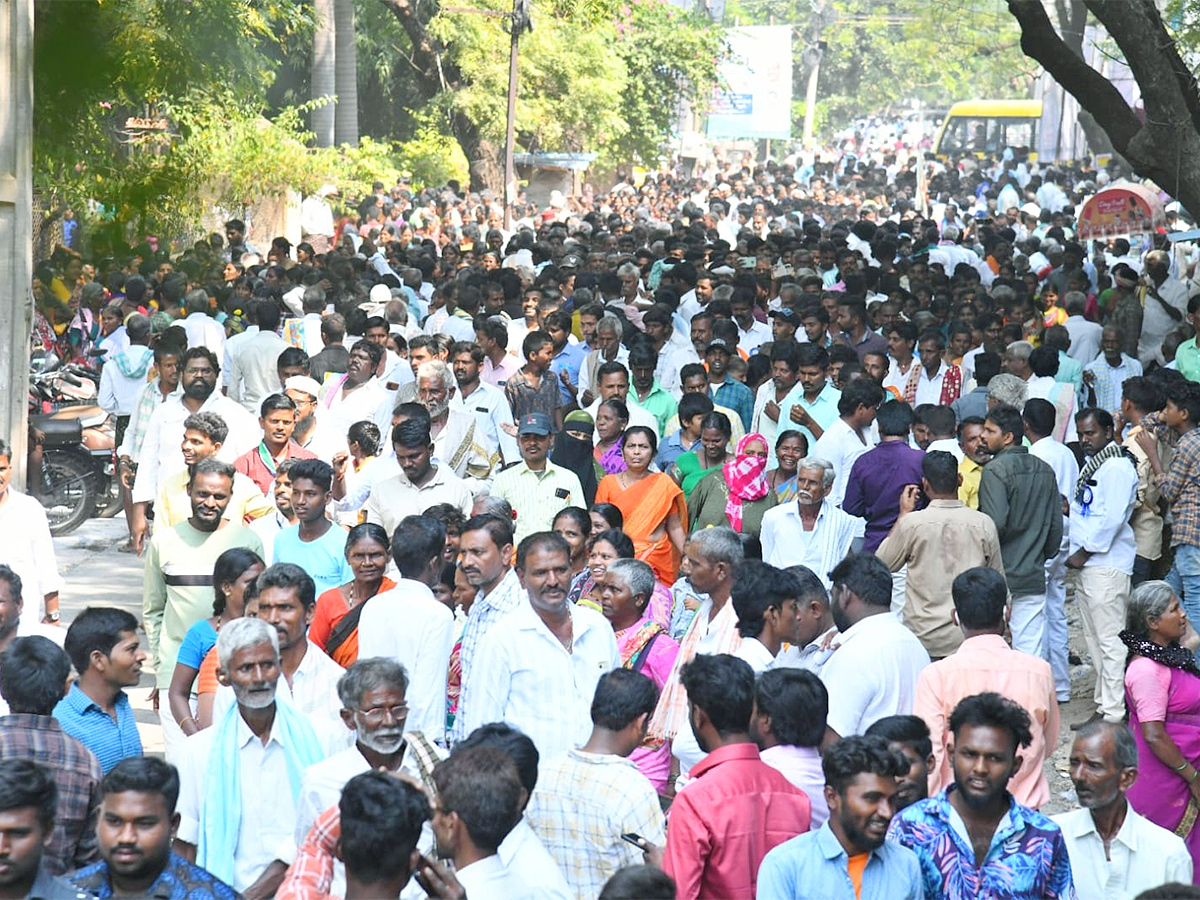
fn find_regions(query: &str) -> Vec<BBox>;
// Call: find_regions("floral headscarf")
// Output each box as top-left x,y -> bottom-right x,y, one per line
722,433 -> 769,531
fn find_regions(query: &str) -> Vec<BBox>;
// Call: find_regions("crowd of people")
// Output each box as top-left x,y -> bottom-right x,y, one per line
6,142 -> 1200,899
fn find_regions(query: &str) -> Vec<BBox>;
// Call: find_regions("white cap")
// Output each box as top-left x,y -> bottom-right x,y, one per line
284,375 -> 322,398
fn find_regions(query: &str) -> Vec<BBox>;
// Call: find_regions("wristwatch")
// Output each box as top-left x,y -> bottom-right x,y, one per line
46,609 -> 60,623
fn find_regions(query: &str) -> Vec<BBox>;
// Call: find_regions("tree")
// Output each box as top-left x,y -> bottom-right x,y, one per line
334,0 -> 360,145
1007,0 -> 1200,215
312,0 -> 337,147
378,0 -> 721,191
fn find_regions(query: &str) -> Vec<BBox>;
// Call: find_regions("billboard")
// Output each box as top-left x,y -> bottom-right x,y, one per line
706,26 -> 793,141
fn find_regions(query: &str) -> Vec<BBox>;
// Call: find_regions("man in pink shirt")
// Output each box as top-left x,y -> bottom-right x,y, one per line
913,566 -> 1060,809
661,653 -> 811,899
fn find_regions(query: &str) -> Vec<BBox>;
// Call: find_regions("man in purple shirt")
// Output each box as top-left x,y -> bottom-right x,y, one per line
843,400 -> 925,551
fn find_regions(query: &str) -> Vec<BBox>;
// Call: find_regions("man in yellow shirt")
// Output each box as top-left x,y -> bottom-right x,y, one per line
155,411 -> 274,527
956,416 -> 989,509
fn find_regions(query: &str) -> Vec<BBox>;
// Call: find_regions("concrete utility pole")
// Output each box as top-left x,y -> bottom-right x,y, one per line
504,0 -> 532,230
0,0 -> 33,480
801,1 -> 832,149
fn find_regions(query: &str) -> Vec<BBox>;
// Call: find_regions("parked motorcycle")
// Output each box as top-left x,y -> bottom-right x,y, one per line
27,352 -> 120,536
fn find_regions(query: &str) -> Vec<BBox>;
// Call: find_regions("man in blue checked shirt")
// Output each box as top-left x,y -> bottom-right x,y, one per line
54,608 -> 145,774
756,735 -> 925,899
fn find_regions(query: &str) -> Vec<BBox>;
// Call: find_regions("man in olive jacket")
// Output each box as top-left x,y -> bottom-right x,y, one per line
978,404 -> 1064,659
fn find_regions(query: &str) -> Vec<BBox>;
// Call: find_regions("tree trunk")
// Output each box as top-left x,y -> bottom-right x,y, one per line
1007,0 -> 1200,217
379,0 -> 503,192
334,0 -> 358,146
312,0 -> 336,148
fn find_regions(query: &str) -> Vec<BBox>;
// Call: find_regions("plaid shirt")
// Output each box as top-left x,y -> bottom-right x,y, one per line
117,377 -> 178,461
0,715 -> 102,874
276,805 -> 339,900
1158,425 -> 1200,550
450,567 -> 524,745
525,749 -> 666,900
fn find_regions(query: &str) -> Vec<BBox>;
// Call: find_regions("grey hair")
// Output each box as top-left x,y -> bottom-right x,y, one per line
184,288 -> 210,315
596,314 -> 622,336
713,284 -> 735,303
416,359 -> 453,390
688,526 -> 744,568
1063,291 -> 1087,315
795,457 -> 836,490
616,262 -> 640,280
606,559 -> 656,605
1126,579 -> 1176,634
1005,340 -> 1033,361
991,284 -> 1015,306
303,285 -> 326,307
385,296 -> 409,325
216,616 -> 279,670
337,657 -> 409,709
987,373 -> 1028,408
942,225 -> 961,243
1076,720 -> 1139,770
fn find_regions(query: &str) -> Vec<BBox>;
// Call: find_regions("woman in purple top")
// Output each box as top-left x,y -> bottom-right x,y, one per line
596,557 -> 680,794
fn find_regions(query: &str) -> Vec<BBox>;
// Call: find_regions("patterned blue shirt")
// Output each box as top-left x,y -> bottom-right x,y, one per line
71,851 -> 238,899
52,685 -> 142,775
890,788 -> 1075,900
710,378 -> 754,432
1081,353 -> 1142,414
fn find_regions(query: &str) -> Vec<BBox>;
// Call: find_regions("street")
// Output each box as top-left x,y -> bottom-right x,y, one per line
53,514 -> 162,754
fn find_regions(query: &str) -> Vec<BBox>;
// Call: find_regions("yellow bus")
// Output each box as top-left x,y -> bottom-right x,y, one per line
933,100 -> 1043,160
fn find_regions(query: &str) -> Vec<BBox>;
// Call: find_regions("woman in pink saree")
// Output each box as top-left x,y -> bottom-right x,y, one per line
595,557 -> 680,794
1123,580 -> 1200,882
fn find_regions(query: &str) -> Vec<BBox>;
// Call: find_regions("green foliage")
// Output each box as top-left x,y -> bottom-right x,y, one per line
604,0 -> 725,166
725,0 -> 1032,137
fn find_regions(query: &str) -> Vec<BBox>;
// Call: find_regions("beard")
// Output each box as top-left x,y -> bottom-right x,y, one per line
840,813 -> 888,853
358,727 -> 405,755
183,379 -> 215,401
232,680 -> 277,710
423,397 -> 450,419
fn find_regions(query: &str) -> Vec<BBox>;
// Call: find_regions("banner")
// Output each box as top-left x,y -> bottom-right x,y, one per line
706,26 -> 793,141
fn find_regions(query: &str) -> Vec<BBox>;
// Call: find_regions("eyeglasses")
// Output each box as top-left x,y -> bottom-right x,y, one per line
354,703 -> 408,725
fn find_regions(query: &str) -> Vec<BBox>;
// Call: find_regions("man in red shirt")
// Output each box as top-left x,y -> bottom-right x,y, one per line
662,653 -> 811,899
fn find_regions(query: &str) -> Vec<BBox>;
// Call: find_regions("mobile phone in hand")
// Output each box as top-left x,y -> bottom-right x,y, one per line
621,832 -> 647,848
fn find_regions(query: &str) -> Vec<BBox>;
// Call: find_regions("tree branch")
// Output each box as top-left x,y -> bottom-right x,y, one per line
1085,0 -> 1200,134
1006,0 -> 1141,152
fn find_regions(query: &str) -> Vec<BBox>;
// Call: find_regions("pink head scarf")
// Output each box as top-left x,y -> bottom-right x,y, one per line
722,433 -> 769,532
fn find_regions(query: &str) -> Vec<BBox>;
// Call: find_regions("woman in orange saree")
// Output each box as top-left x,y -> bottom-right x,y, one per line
594,426 -> 688,584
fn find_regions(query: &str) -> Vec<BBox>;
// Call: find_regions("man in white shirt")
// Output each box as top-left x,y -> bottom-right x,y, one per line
430,747 -> 535,899
1063,291 -> 1103,364
450,342 -> 518,466
294,658 -> 445,900
731,288 -> 771,355
228,300 -> 289,414
0,445 -> 63,630
180,288 -> 225,358
583,361 -> 659,440
760,458 -> 864,584
1069,409 -> 1139,726
364,420 -> 473,538
358,516 -> 455,744
461,532 -> 619,760
453,723 -> 573,899
812,378 -> 883,508
212,564 -> 347,751
1053,722 -> 1192,898
129,347 -> 260,553
176,617 -> 327,895
820,553 -> 930,738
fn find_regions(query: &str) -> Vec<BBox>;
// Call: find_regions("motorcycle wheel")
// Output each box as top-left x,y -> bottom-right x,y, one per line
40,452 -> 97,536
94,478 -> 122,518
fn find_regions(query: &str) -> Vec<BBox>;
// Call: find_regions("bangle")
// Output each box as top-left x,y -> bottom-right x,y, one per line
1174,759 -> 1190,771
1190,768 -> 1200,784
178,716 -> 197,729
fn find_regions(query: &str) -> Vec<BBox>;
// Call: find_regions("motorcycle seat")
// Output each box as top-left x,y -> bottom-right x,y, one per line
29,414 -> 82,443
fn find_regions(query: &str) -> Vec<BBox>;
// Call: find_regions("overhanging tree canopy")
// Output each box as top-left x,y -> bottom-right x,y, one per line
1007,0 -> 1200,216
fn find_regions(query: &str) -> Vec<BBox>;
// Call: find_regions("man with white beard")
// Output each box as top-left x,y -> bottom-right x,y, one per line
288,658 -> 445,899
174,617 -> 327,897
416,359 -> 494,486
